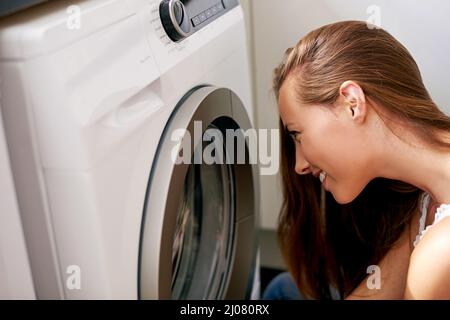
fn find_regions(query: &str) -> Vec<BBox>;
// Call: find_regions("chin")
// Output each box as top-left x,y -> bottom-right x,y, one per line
331,193 -> 354,205
329,186 -> 361,205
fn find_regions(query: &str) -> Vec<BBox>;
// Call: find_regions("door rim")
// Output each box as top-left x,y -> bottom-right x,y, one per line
138,86 -> 259,299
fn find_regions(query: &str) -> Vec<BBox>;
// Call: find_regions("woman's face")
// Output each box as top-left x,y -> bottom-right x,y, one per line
278,76 -> 375,204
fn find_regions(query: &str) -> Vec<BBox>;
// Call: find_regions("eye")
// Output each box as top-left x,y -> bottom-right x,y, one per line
288,131 -> 301,144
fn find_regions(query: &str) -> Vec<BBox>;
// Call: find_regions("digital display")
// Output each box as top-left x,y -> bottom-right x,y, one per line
0,0 -> 48,17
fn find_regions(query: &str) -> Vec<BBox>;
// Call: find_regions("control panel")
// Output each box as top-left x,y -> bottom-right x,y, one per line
159,0 -> 238,42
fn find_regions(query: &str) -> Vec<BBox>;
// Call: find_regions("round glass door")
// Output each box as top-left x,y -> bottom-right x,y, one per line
139,87 -> 258,300
171,125 -> 235,299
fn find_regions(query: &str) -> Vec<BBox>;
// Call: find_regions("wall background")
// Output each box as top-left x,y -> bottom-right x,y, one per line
241,0 -> 450,231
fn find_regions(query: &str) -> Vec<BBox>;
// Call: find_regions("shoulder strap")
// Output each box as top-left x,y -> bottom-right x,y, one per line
418,193 -> 430,235
413,193 -> 430,247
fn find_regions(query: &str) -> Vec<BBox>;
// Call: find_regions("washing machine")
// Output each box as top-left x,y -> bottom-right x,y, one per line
0,0 -> 48,17
0,110 -> 36,300
0,0 -> 259,299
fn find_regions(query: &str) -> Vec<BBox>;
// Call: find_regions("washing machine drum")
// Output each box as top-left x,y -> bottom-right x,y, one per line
139,87 -> 259,300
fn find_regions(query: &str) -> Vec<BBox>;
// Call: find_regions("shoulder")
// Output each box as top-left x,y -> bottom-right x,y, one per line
404,216 -> 450,299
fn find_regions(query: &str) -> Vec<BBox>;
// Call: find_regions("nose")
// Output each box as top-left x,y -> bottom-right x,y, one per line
294,145 -> 311,175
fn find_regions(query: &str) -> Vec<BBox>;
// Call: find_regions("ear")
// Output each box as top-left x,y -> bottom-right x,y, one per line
338,80 -> 367,123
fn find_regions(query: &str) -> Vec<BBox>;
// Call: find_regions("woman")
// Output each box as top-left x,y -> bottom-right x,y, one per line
272,20 -> 450,299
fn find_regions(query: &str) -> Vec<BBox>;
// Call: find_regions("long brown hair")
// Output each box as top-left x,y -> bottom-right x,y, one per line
273,21 -> 450,299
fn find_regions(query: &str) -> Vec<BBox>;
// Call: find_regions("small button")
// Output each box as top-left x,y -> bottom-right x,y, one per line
211,6 -> 218,15
199,12 -> 206,22
192,16 -> 201,26
205,9 -> 212,18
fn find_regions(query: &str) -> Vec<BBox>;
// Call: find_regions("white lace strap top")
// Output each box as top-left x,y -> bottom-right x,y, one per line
413,193 -> 450,247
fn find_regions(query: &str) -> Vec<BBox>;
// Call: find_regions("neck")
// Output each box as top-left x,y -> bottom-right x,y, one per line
376,130 -> 450,205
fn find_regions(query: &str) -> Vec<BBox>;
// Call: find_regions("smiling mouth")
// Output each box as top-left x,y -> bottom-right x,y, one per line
319,171 -> 327,183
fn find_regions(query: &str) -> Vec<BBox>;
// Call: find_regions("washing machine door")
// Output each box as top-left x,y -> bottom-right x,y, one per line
139,86 -> 259,300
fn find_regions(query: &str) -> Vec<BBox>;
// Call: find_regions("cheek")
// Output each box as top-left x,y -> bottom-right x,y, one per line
316,124 -> 364,170
299,137 -> 326,171
327,147 -> 372,203
302,125 -> 349,173
305,129 -> 371,200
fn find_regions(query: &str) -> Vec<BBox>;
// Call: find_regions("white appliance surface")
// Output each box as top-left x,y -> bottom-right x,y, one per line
0,0 -> 257,299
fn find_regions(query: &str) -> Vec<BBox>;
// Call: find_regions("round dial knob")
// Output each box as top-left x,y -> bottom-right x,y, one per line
159,0 -> 192,42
